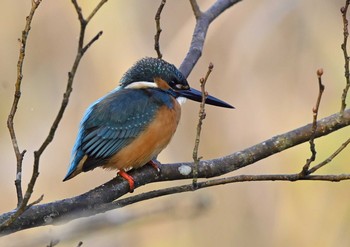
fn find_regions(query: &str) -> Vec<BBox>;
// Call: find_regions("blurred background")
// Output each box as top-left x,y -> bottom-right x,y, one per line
1,0 -> 350,246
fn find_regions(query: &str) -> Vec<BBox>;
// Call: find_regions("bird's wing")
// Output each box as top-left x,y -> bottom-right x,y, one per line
81,89 -> 159,159
65,88 -> 161,179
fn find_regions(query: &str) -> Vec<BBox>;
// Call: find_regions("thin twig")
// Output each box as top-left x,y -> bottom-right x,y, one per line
27,194 -> 44,208
4,0 -> 350,236
192,63 -> 213,188
86,0 -> 108,23
341,0 -> 350,113
71,0 -> 85,25
189,0 -> 202,18
300,69 -> 325,176
0,0 -> 107,231
179,0 -> 241,77
5,0 -> 42,212
86,173 -> 350,218
154,0 -> 166,59
7,0 -> 42,208
308,137 -> 350,174
82,31 -> 103,54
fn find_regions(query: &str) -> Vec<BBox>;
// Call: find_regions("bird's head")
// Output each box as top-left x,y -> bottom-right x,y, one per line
120,57 -> 234,109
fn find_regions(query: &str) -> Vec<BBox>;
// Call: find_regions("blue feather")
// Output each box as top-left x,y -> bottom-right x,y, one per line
64,86 -> 176,180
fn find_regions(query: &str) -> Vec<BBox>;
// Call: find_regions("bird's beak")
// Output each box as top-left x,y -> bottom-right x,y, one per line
178,87 -> 234,109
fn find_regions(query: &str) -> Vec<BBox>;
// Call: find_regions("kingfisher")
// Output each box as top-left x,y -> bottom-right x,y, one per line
63,57 -> 233,191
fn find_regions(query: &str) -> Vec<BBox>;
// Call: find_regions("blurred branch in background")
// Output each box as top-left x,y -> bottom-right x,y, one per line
2,0 -> 350,241
9,195 -> 210,247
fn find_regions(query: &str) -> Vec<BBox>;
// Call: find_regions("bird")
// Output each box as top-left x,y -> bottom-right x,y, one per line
63,57 -> 234,191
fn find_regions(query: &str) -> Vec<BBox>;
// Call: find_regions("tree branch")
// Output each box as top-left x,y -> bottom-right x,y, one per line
1,0 -> 107,231
189,0 -> 202,19
192,63 -> 212,187
341,0 -> 350,113
154,0 -> 166,59
3,0 -> 43,229
180,0 -> 242,77
3,0 -> 350,239
1,109 -> 350,235
300,69 -> 325,175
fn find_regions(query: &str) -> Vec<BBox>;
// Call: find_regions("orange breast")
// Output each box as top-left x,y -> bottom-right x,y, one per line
103,98 -> 181,171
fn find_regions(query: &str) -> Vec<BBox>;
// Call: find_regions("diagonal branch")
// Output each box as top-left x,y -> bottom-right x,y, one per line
1,109 -> 350,235
4,0 -> 43,228
189,0 -> 202,19
7,0 -> 42,209
3,0 -> 350,238
180,0 -> 242,77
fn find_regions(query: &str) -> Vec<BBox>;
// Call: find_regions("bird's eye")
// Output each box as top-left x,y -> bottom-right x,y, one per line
169,80 -> 176,88
169,79 -> 189,90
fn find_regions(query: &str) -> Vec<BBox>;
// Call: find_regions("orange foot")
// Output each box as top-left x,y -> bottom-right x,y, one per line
118,169 -> 135,192
147,160 -> 161,174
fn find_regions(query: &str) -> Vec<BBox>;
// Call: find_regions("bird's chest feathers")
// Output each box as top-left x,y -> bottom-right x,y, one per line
103,89 -> 181,170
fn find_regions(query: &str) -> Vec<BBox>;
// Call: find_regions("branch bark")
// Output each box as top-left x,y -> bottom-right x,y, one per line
180,0 -> 241,77
1,109 -> 350,235
1,0 -> 107,232
3,0 -> 350,238
3,0 -> 43,230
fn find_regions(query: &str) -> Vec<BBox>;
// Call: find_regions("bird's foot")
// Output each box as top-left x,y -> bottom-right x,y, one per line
118,169 -> 135,192
147,160 -> 161,174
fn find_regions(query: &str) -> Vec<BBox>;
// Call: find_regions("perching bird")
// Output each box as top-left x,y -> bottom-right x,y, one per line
63,57 -> 233,191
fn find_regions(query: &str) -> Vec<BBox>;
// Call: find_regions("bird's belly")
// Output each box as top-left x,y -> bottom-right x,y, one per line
103,102 -> 181,170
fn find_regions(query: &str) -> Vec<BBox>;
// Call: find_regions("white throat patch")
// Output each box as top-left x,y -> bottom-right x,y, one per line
177,97 -> 187,105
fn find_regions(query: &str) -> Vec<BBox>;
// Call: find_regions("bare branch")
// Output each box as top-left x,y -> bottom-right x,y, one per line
82,30 -> 103,54
154,0 -> 166,59
180,0 -> 242,77
118,173 -> 350,207
3,0 -> 350,238
0,1 -> 244,233
1,109 -> 350,235
192,63 -> 213,187
0,0 -> 107,232
86,0 -> 108,23
341,0 -> 350,113
4,0 -> 42,227
71,0 -> 85,25
189,0 -> 202,19
300,68 -> 325,175
308,137 -> 350,174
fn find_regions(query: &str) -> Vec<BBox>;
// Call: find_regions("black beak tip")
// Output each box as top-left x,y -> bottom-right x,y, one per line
180,87 -> 235,109
207,96 -> 235,109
